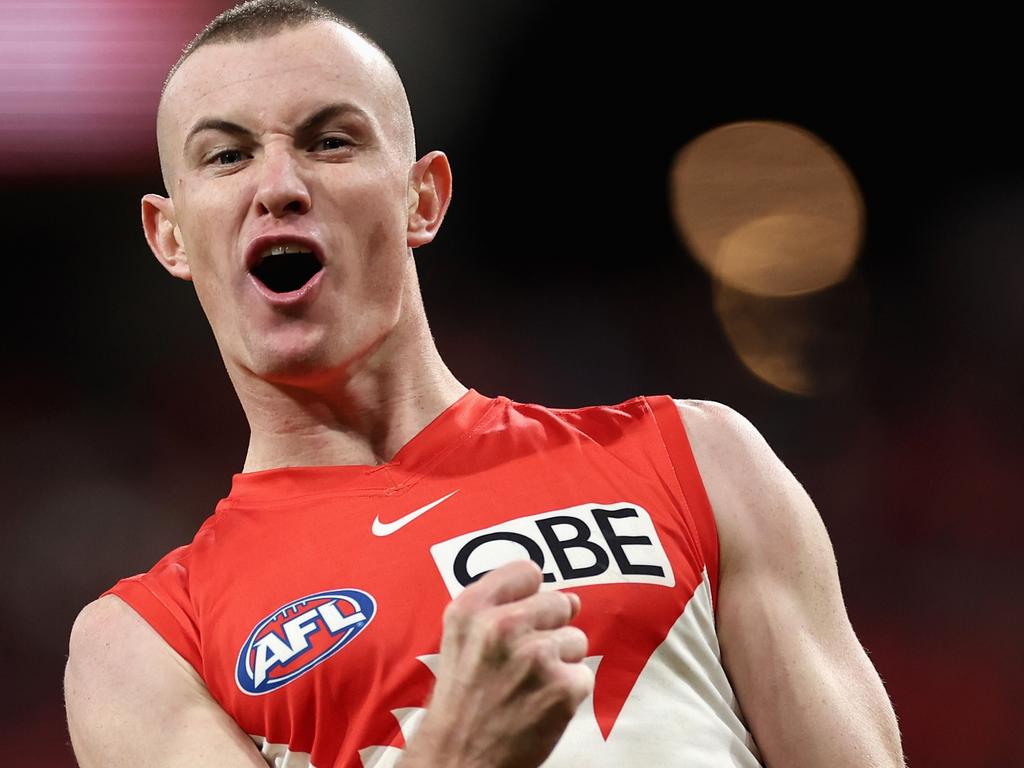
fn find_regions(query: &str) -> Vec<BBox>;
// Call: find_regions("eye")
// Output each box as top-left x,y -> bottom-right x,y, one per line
312,135 -> 352,152
211,148 -> 249,166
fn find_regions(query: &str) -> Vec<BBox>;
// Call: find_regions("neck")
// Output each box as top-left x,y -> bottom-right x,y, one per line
227,273 -> 468,474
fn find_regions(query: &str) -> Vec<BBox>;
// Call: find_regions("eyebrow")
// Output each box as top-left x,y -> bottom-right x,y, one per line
182,102 -> 373,153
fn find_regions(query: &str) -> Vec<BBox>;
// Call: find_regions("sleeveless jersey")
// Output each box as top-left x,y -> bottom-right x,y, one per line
102,388 -> 763,767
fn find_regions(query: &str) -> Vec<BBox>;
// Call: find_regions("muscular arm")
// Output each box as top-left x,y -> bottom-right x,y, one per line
677,399 -> 905,768
65,594 -> 267,768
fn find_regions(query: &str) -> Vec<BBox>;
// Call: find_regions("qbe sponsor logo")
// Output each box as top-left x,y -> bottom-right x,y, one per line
431,502 -> 675,598
236,589 -> 376,695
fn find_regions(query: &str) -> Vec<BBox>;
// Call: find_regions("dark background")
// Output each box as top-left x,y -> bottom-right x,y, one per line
2,2 -> 1021,765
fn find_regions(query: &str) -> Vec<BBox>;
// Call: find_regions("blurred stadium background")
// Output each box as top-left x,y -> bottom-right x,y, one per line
2,1 -> 1021,765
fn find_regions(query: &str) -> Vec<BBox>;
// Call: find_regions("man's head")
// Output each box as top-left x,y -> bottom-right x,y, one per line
157,0 -> 416,190
142,0 -> 452,389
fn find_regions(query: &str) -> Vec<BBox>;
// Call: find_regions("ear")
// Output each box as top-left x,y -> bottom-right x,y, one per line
407,150 -> 453,249
141,193 -> 191,281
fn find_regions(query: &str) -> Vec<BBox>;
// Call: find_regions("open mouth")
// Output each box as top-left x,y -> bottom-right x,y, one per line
250,246 -> 323,293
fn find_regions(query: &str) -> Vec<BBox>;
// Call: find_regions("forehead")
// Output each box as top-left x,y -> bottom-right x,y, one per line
161,22 -> 390,143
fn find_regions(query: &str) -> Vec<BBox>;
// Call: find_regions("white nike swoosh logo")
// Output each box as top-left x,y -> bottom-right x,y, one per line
371,489 -> 460,536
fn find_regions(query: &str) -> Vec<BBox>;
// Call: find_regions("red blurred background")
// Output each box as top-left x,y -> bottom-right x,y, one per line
1,3 -> 1021,765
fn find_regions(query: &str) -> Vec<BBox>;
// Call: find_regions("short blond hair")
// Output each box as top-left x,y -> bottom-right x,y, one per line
163,0 -> 396,95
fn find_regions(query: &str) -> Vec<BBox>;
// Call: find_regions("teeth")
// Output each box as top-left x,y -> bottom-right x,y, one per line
258,243 -> 314,261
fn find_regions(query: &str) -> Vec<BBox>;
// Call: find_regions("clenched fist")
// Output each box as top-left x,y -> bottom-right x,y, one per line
400,559 -> 593,768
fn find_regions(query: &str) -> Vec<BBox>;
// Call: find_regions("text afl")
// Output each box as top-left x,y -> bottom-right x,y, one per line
236,589 -> 377,696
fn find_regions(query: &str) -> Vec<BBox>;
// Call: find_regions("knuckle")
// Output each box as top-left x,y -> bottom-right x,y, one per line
549,668 -> 592,714
569,663 -> 596,701
479,607 -> 523,648
534,665 -> 591,719
495,606 -> 527,635
442,596 -> 481,637
567,625 -> 588,648
442,600 -> 466,628
556,625 -> 588,658
515,634 -> 559,671
534,635 -> 561,662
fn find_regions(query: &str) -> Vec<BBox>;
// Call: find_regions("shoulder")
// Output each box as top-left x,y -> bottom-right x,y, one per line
70,594 -> 184,654
668,398 -> 822,579
67,594 -> 204,693
670,397 -> 784,503
66,595 -> 207,723
66,596 -> 207,764
66,600 -> 266,767
670,397 -> 775,466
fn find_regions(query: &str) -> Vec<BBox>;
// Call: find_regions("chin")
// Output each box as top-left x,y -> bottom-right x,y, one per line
236,311 -> 395,387
245,334 -> 348,388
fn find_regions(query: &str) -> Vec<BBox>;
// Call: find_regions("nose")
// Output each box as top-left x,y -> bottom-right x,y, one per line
253,145 -> 311,218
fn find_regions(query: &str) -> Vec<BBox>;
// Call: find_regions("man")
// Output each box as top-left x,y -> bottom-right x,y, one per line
64,1 -> 906,766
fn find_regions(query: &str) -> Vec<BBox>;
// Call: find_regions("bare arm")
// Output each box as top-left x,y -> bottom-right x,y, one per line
677,399 -> 905,768
65,594 -> 268,768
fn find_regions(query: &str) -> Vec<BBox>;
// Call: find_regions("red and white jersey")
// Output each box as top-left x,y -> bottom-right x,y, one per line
103,389 -> 763,767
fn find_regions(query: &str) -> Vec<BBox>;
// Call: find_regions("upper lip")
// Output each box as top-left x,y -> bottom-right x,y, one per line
243,233 -> 326,272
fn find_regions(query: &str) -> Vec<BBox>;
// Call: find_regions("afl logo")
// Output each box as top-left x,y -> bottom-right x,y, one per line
235,589 -> 376,696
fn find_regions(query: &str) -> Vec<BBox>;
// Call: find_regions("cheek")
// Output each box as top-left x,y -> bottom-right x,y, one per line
178,188 -> 241,284
177,208 -> 241,328
360,215 -> 410,297
332,174 -> 410,283
343,161 -> 409,230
